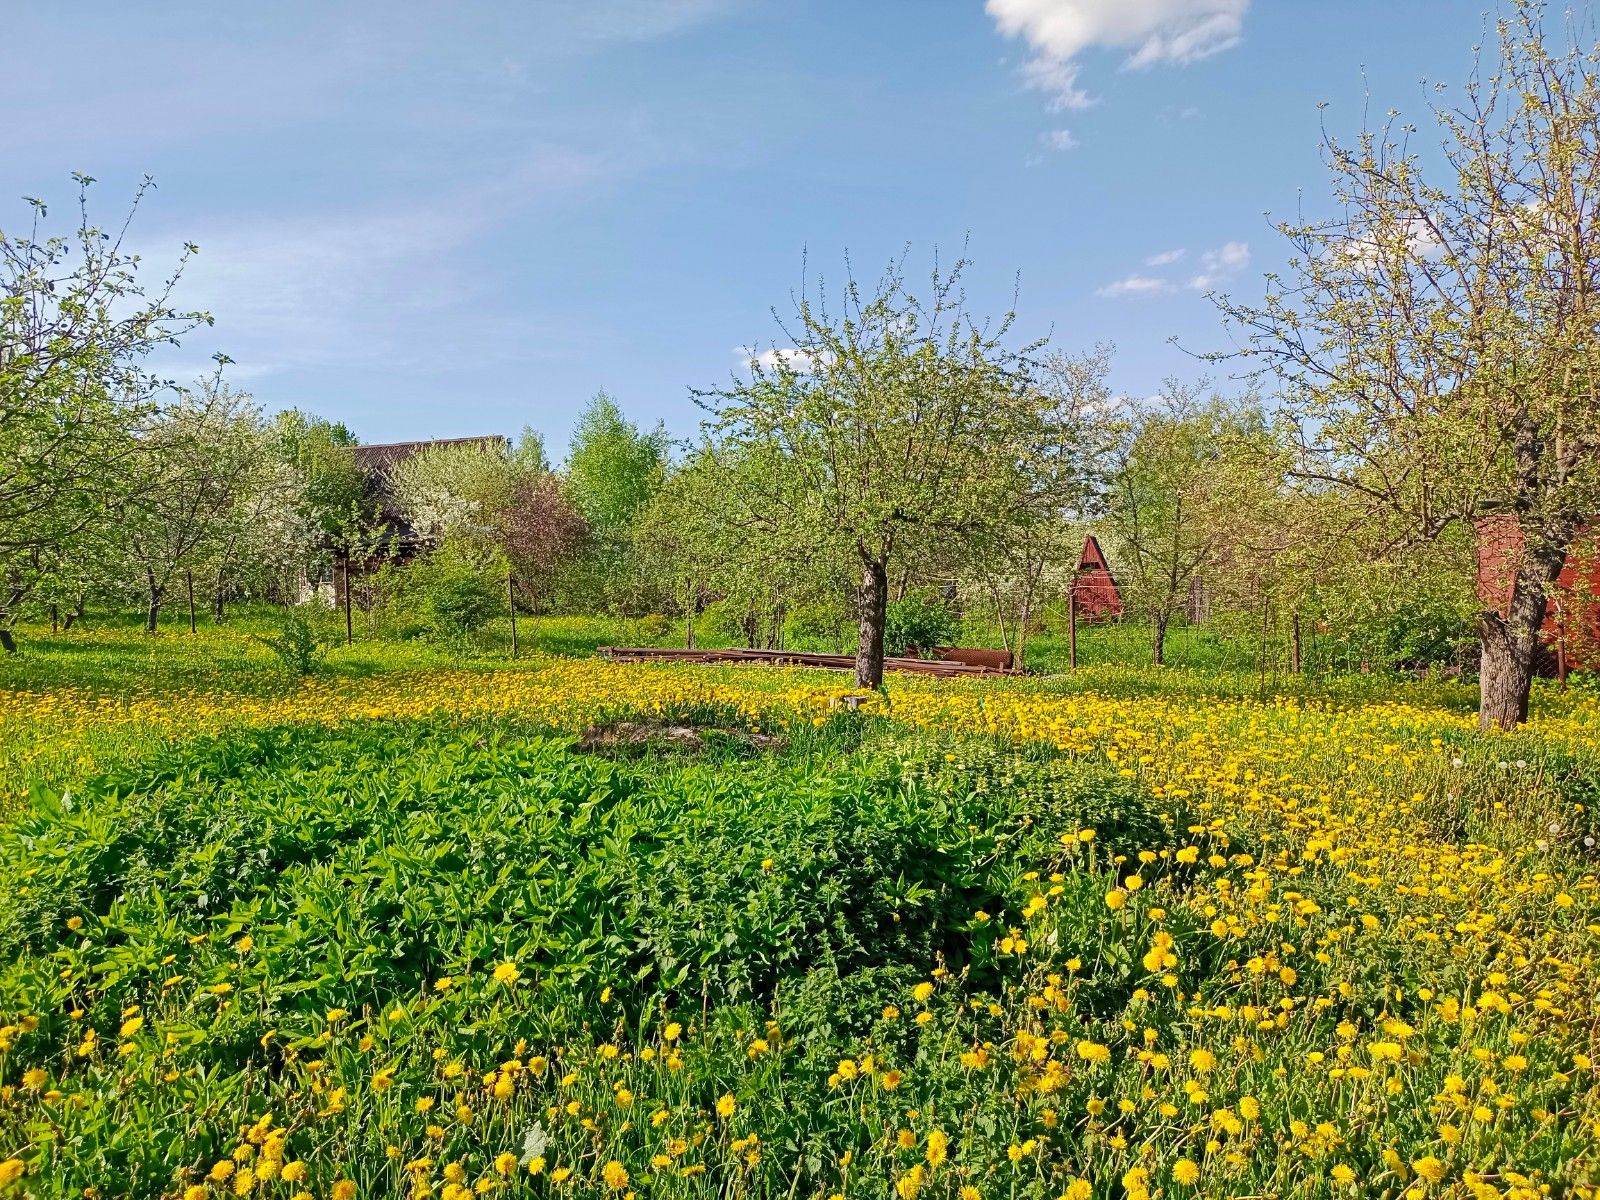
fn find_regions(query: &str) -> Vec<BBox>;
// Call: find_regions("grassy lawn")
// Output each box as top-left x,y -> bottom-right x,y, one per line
0,621 -> 1597,1197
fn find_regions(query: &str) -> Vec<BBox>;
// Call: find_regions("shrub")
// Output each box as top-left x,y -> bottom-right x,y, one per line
784,599 -> 849,651
883,589 -> 958,657
249,610 -> 332,675
3,718 -> 1163,1053
697,597 -> 764,646
880,729 -> 1174,865
630,612 -> 673,644
401,548 -> 501,638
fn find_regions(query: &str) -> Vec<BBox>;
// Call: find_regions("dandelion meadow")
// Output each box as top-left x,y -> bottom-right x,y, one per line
0,624 -> 1597,1199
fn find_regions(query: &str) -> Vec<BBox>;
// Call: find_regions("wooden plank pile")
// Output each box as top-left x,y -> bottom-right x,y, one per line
596,645 -> 1014,677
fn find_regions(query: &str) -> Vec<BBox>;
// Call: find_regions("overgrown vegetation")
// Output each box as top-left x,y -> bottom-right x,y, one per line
251,611 -> 334,676
1,651 -> 1597,1197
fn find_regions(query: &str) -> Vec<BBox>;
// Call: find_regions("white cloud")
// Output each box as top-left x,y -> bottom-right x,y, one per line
1204,240 -> 1250,269
1332,220 -> 1445,270
1096,241 -> 1245,299
1187,239 -> 1250,289
1096,274 -> 1176,298
1019,58 -> 1094,111
739,346 -> 822,372
1041,128 -> 1079,151
986,0 -> 1250,108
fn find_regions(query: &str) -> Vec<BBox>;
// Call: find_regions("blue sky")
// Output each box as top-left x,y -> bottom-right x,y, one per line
6,1 -> 1496,452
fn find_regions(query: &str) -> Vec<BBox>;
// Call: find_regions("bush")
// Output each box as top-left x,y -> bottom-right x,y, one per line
0,719 -> 1167,1054
401,549 -> 502,638
884,589 -> 958,656
878,729 -> 1174,866
698,597 -> 760,646
249,610 -> 333,675
630,612 -> 673,644
784,599 -> 850,651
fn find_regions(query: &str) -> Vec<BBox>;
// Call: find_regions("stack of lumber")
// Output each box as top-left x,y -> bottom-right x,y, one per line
596,646 -> 1013,677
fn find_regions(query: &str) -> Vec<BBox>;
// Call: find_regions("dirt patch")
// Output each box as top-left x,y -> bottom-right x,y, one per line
575,719 -> 784,757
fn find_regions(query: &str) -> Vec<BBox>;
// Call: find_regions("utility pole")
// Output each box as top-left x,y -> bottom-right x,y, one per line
1067,574 -> 1079,671
1555,599 -> 1569,692
342,557 -> 353,645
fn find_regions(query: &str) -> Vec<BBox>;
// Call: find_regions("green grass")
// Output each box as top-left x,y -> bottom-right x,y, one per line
2,615 -> 1599,1197
0,603 -> 1507,693
0,608 -> 1589,820
1,715 -> 1166,1196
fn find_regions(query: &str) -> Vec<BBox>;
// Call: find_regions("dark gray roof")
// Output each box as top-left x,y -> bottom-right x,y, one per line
351,435 -> 509,477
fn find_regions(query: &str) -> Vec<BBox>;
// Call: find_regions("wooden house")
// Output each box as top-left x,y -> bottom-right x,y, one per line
332,435 -> 510,603
349,435 -> 510,561
1071,535 -> 1124,622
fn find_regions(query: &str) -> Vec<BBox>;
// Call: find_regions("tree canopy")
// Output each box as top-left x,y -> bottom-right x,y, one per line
1215,1 -> 1600,726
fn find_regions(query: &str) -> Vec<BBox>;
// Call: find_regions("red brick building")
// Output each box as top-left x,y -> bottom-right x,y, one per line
1475,515 -> 1600,672
1071,535 -> 1124,622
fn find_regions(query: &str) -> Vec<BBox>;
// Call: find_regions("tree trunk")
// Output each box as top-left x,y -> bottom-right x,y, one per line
62,596 -> 85,631
1478,541 -> 1569,730
1478,613 -> 1537,730
855,558 -> 888,689
988,579 -> 1011,654
770,600 -> 785,651
1257,593 -> 1270,693
186,570 -> 197,634
342,558 -> 353,645
1557,621 -> 1569,693
213,569 -> 226,622
1290,612 -> 1303,674
2,588 -> 23,650
146,582 -> 163,633
1152,611 -> 1169,666
1015,587 -> 1034,673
